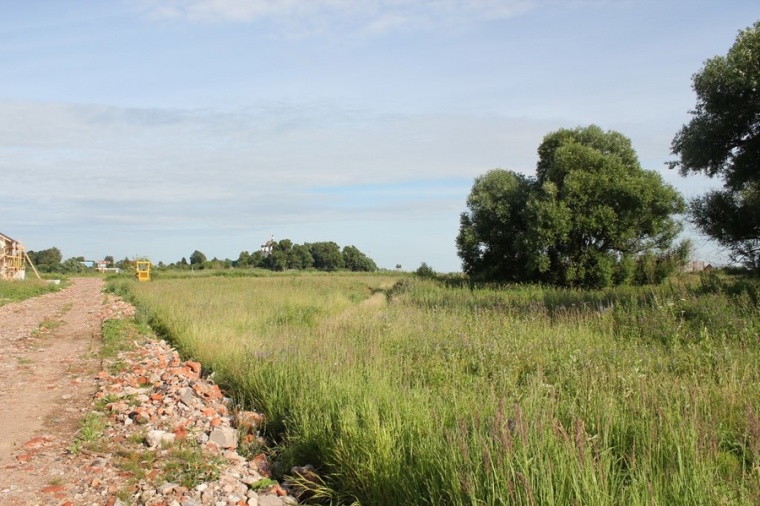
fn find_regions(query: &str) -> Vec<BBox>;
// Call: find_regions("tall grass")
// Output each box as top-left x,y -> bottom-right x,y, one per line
112,272 -> 760,505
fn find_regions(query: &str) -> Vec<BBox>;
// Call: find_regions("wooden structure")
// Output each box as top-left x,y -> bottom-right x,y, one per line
135,260 -> 151,281
0,232 -> 41,280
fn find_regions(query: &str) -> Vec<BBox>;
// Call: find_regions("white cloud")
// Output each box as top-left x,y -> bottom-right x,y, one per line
0,99 -> 555,245
132,0 -> 546,33
3,97 -> 714,268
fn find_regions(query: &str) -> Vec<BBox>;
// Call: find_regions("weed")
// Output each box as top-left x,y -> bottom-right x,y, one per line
163,441 -> 224,488
32,316 -> 63,337
250,478 -> 277,490
117,448 -> 156,481
102,319 -> 145,358
93,393 -> 124,411
79,413 -> 106,442
108,359 -> 130,375
69,413 -> 107,454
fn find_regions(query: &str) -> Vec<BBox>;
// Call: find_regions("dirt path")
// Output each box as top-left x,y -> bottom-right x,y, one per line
0,277 -> 105,501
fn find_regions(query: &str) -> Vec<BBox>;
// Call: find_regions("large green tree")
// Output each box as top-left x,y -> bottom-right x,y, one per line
27,247 -> 63,273
288,244 -> 314,270
458,126 -> 687,287
670,21 -> 760,270
262,240 -> 292,271
308,241 -> 345,271
342,245 -> 377,272
456,169 -> 535,282
189,250 -> 207,267
236,250 -> 252,267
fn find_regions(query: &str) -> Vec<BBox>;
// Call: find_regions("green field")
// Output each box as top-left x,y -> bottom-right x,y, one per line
110,271 -> 760,505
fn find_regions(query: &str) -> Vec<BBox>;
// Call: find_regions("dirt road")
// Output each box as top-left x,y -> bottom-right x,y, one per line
0,278 -> 105,501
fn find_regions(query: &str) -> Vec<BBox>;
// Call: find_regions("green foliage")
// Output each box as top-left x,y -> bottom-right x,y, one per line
456,169 -> 535,282
27,247 -> 63,273
458,126 -> 686,288
689,186 -> 760,270
414,262 -> 436,279
288,244 -> 314,270
308,241 -> 345,271
671,21 -> 760,270
250,478 -> 278,490
69,412 -> 107,454
342,245 -> 377,272
102,318 -> 149,358
237,241 -> 374,272
163,442 -> 224,488
61,257 -> 86,273
189,250 -> 207,267
236,250 -> 251,267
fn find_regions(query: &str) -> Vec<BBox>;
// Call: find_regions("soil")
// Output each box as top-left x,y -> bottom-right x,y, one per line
0,277 -> 109,504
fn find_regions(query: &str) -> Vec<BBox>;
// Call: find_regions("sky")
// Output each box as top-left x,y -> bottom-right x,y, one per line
1,0 -> 757,272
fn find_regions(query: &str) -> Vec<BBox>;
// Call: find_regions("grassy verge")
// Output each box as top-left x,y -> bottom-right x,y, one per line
0,278 -> 62,306
112,272 -> 760,505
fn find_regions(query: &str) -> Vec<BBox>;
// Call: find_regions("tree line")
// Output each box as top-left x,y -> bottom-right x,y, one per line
26,241 -> 377,274
457,21 -> 760,288
25,248 -> 112,274
182,240 -> 377,272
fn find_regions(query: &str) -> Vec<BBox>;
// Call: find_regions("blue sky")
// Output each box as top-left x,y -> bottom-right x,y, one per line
1,1 -> 756,271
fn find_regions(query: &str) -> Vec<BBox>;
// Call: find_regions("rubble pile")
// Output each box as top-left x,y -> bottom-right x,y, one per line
97,296 -> 137,322
73,338 -> 300,506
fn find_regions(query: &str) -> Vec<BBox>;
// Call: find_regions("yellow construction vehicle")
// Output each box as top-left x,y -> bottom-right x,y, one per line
135,260 -> 151,281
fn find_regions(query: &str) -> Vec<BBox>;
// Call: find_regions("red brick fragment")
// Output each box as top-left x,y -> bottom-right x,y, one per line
173,426 -> 188,440
186,360 -> 201,374
253,454 -> 271,477
22,436 -> 50,449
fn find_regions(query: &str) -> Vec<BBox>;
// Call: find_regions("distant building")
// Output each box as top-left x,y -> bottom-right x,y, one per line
0,232 -> 26,280
260,236 -> 275,257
